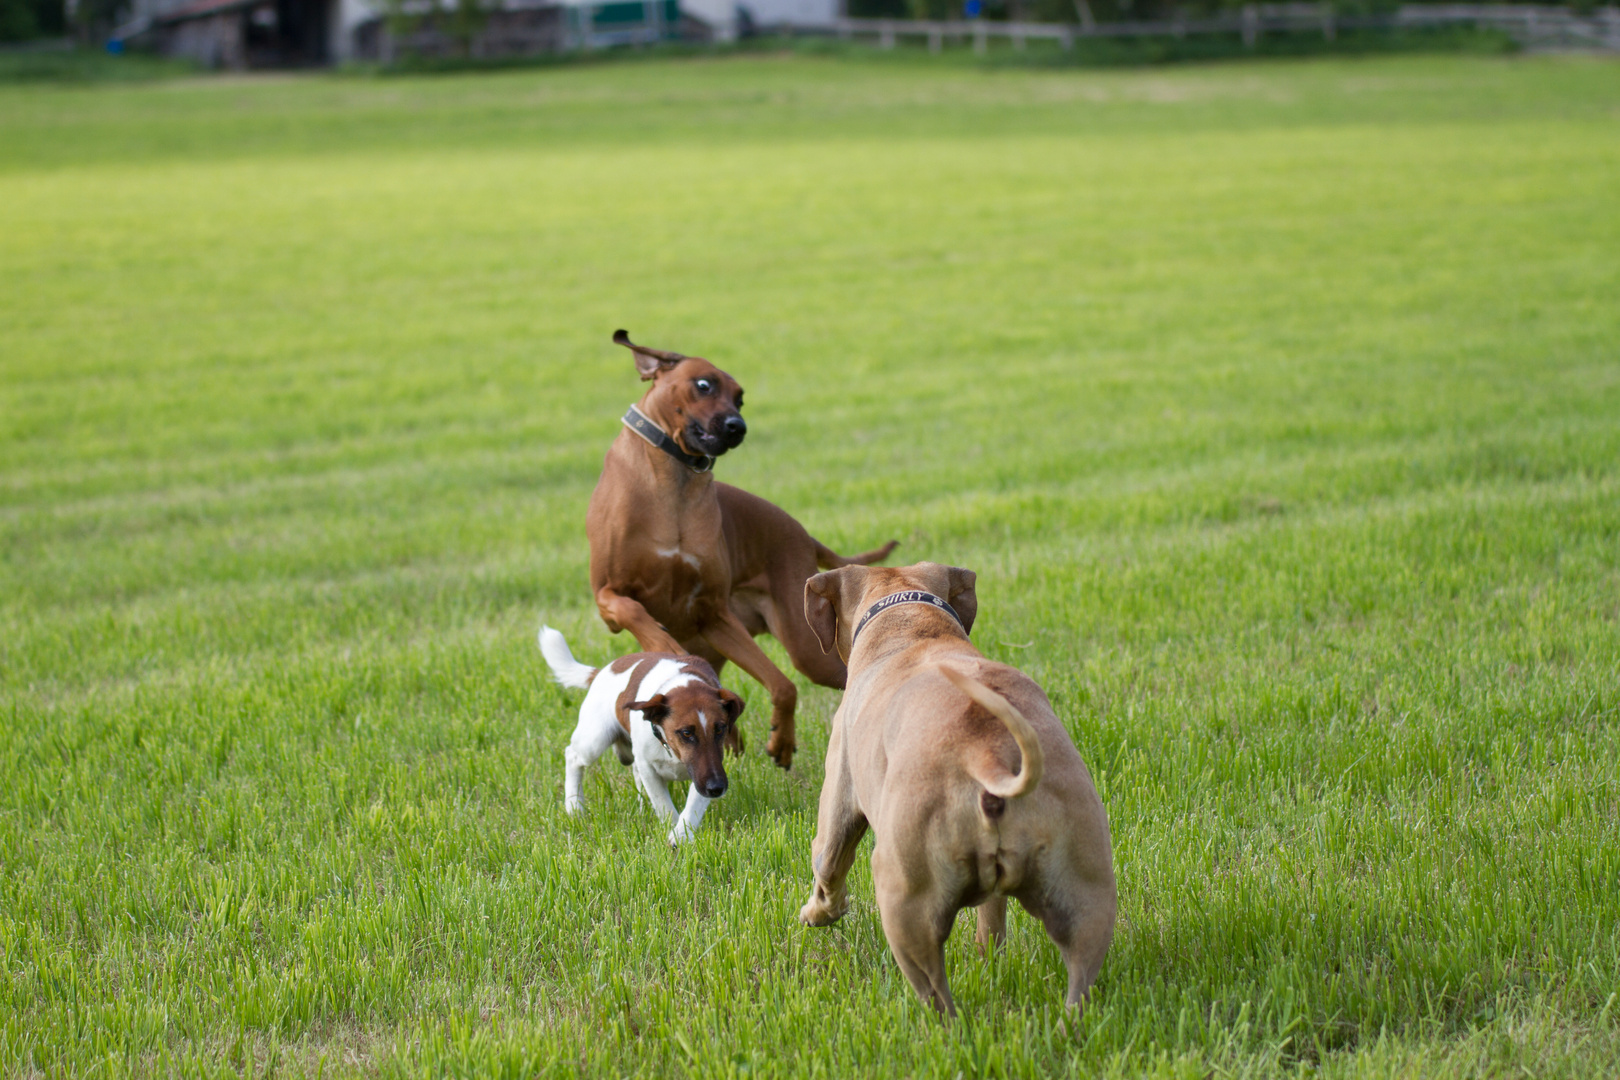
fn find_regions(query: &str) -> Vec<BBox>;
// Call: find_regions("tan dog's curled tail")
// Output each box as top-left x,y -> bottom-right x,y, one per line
539,625 -> 598,690
940,666 -> 1043,799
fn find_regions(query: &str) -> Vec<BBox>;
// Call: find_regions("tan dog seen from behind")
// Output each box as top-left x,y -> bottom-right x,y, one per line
798,562 -> 1116,1015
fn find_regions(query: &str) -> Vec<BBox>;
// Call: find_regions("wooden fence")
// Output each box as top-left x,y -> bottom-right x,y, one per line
820,4 -> 1620,53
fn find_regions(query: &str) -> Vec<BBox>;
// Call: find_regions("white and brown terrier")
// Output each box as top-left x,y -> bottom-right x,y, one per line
539,625 -> 744,845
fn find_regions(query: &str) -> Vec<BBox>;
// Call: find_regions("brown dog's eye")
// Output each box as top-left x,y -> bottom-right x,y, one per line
714,723 -> 728,739
678,728 -> 698,744
694,379 -> 714,396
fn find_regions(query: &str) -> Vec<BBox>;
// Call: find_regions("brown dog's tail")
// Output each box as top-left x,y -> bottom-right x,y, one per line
814,538 -> 899,570
940,666 -> 1043,801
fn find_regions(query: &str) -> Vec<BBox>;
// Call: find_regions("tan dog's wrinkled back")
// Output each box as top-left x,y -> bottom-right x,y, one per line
798,562 -> 1116,1016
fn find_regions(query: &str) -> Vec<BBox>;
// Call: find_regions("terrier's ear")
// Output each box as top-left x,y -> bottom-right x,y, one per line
629,695 -> 671,743
718,688 -> 745,722
614,329 -> 685,381
945,566 -> 978,635
804,571 -> 841,654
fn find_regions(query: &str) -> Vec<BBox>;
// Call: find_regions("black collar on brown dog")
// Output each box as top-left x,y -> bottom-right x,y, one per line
851,590 -> 965,646
622,405 -> 713,473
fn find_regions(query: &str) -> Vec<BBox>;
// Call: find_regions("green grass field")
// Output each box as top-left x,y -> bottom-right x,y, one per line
3,51 -> 1619,1077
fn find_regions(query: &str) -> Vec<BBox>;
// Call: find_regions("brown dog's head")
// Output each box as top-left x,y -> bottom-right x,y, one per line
615,329 -> 747,460
804,561 -> 978,663
628,679 -> 746,799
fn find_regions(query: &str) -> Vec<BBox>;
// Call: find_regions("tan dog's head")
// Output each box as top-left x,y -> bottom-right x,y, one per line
615,329 -> 747,460
804,561 -> 978,663
628,678 -> 745,799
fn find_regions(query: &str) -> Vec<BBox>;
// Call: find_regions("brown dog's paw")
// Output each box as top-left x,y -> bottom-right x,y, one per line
765,731 -> 795,770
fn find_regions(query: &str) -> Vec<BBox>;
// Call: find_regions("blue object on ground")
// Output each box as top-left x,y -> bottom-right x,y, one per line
964,0 -> 982,15
106,38 -> 125,54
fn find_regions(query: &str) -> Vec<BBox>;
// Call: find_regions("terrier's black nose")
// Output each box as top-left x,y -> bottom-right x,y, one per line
703,778 -> 728,798
723,415 -> 747,443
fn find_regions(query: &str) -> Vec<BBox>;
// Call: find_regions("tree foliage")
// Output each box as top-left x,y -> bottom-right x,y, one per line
0,0 -> 65,42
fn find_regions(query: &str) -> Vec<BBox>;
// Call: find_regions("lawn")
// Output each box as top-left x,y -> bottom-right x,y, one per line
2,49 -> 1618,1078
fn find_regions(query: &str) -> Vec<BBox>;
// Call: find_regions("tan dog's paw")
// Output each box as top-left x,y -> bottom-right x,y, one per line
766,730 -> 795,770
799,888 -> 848,927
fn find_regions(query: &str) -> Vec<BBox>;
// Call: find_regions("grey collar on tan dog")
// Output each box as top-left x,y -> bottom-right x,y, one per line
851,590 -> 965,646
622,405 -> 713,473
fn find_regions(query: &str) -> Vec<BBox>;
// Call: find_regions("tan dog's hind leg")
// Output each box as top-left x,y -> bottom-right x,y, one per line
700,612 -> 798,769
974,896 -> 1007,955
873,849 -> 956,1017
1020,890 -> 1116,1011
595,587 -> 684,654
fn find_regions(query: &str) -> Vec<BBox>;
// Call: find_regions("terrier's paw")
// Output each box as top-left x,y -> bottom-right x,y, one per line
564,798 -> 585,817
667,819 -> 696,846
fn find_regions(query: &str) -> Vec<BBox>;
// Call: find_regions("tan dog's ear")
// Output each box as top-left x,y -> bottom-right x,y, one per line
804,571 -> 841,654
945,566 -> 978,635
718,688 -> 745,721
805,566 -> 872,658
614,329 -> 686,381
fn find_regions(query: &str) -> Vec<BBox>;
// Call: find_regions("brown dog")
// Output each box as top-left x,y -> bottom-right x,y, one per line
585,330 -> 897,770
798,562 -> 1116,1015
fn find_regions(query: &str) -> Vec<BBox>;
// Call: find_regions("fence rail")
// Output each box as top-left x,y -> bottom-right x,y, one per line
819,4 -> 1620,53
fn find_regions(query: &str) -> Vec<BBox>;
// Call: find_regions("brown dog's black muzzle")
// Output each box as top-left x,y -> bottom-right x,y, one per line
687,413 -> 746,457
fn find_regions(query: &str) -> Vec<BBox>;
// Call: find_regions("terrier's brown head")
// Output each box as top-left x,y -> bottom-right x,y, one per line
615,329 -> 747,460
804,562 -> 978,664
628,678 -> 746,799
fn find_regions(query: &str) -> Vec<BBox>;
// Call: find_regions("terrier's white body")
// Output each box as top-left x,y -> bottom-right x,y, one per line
539,625 -> 728,845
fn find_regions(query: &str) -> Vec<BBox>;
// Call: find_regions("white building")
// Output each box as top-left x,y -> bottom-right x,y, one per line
116,0 -> 841,67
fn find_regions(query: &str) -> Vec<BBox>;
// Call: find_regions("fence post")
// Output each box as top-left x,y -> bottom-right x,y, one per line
1242,3 -> 1259,48
929,26 -> 942,52
1061,26 -> 1073,49
880,20 -> 894,48
974,21 -> 987,53
1322,1 -> 1335,41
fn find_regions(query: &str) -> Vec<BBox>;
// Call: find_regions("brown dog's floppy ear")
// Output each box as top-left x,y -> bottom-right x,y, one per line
614,329 -> 686,382
945,566 -> 978,636
718,688 -> 745,722
804,571 -> 841,655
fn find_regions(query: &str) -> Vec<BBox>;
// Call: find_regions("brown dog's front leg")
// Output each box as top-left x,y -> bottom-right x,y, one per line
700,612 -> 798,769
595,586 -> 684,654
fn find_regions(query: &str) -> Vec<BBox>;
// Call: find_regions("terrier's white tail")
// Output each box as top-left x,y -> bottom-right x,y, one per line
538,625 -> 597,689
